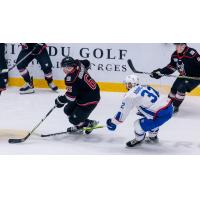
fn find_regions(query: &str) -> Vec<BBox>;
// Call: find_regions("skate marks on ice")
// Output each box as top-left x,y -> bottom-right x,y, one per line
37,131 -> 200,155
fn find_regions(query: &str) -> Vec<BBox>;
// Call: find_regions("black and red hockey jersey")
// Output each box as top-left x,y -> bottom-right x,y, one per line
64,60 -> 100,106
160,46 -> 200,77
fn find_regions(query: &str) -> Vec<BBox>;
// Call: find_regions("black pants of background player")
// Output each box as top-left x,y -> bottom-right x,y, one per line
64,102 -> 98,127
16,48 -> 54,85
168,77 -> 200,108
0,43 -> 8,83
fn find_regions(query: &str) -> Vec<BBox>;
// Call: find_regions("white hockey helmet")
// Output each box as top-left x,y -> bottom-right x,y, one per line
124,74 -> 139,90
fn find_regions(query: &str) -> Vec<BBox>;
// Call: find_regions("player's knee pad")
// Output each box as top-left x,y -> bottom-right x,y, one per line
64,103 -> 76,116
69,115 -> 82,126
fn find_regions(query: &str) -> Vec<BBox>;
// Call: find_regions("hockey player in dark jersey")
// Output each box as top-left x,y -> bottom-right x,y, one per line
150,43 -> 200,113
16,43 -> 58,94
0,74 -> 6,95
0,43 -> 7,95
55,56 -> 100,134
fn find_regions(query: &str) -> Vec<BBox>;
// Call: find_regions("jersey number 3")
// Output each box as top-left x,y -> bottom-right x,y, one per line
141,87 -> 158,103
84,74 -> 97,90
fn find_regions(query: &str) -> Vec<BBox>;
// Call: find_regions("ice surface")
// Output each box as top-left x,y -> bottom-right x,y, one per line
0,87 -> 200,155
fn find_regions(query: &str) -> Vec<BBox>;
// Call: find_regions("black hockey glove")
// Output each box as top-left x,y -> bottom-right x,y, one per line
55,95 -> 68,108
150,68 -> 163,79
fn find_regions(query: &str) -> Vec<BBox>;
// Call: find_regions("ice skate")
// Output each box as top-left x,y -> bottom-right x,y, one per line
145,135 -> 159,144
67,126 -> 84,135
19,82 -> 34,94
126,138 -> 143,147
84,120 -> 99,134
48,82 -> 58,92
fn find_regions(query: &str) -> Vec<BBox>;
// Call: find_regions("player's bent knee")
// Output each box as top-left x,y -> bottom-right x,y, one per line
69,116 -> 82,126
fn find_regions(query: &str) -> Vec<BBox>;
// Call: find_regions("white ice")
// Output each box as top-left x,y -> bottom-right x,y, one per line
0,87 -> 200,155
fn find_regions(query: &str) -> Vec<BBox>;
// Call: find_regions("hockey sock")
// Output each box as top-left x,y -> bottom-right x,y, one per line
19,69 -> 32,84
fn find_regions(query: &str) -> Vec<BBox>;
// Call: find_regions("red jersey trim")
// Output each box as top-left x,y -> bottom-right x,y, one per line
77,101 -> 99,106
153,100 -> 172,120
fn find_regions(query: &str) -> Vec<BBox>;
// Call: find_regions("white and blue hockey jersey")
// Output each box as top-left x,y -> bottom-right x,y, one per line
112,85 -> 172,124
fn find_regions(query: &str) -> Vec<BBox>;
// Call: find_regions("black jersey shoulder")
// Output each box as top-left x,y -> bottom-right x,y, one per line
185,47 -> 198,57
171,47 -> 198,58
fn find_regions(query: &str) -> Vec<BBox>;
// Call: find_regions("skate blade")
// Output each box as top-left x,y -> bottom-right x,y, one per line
20,90 -> 35,94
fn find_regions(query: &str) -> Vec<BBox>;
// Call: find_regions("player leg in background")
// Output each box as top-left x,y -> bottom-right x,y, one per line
126,104 -> 173,147
16,49 -> 35,94
64,103 -> 99,134
169,78 -> 200,114
0,74 -> 6,94
0,43 -> 8,84
35,49 -> 58,91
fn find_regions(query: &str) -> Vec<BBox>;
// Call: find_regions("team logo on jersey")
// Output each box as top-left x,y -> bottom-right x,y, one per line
66,76 -> 71,81
173,58 -> 178,62
190,50 -> 195,55
67,86 -> 72,92
176,60 -> 185,74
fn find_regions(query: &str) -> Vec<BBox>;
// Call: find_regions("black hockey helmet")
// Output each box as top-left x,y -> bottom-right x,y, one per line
173,43 -> 187,45
61,56 -> 78,68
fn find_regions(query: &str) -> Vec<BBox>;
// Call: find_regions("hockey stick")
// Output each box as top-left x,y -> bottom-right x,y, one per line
8,106 -> 56,143
0,45 -> 38,75
40,125 -> 105,138
127,59 -> 200,81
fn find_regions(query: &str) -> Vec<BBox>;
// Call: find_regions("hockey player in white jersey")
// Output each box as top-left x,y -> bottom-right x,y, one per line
106,74 -> 173,147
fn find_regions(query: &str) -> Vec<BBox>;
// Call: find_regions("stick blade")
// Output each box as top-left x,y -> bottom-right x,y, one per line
8,138 -> 25,144
8,133 -> 30,144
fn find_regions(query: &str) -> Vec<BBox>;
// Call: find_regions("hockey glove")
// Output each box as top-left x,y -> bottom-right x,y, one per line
150,68 -> 163,79
55,95 -> 68,108
106,119 -> 117,131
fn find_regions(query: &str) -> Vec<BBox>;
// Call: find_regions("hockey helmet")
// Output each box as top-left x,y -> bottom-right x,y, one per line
124,74 -> 139,90
173,43 -> 187,45
61,56 -> 78,68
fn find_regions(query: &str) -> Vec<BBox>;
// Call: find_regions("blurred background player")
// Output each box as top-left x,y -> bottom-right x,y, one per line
0,43 -> 8,95
55,56 -> 100,134
16,43 -> 58,94
106,74 -> 173,147
150,43 -> 200,113
0,74 -> 6,95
